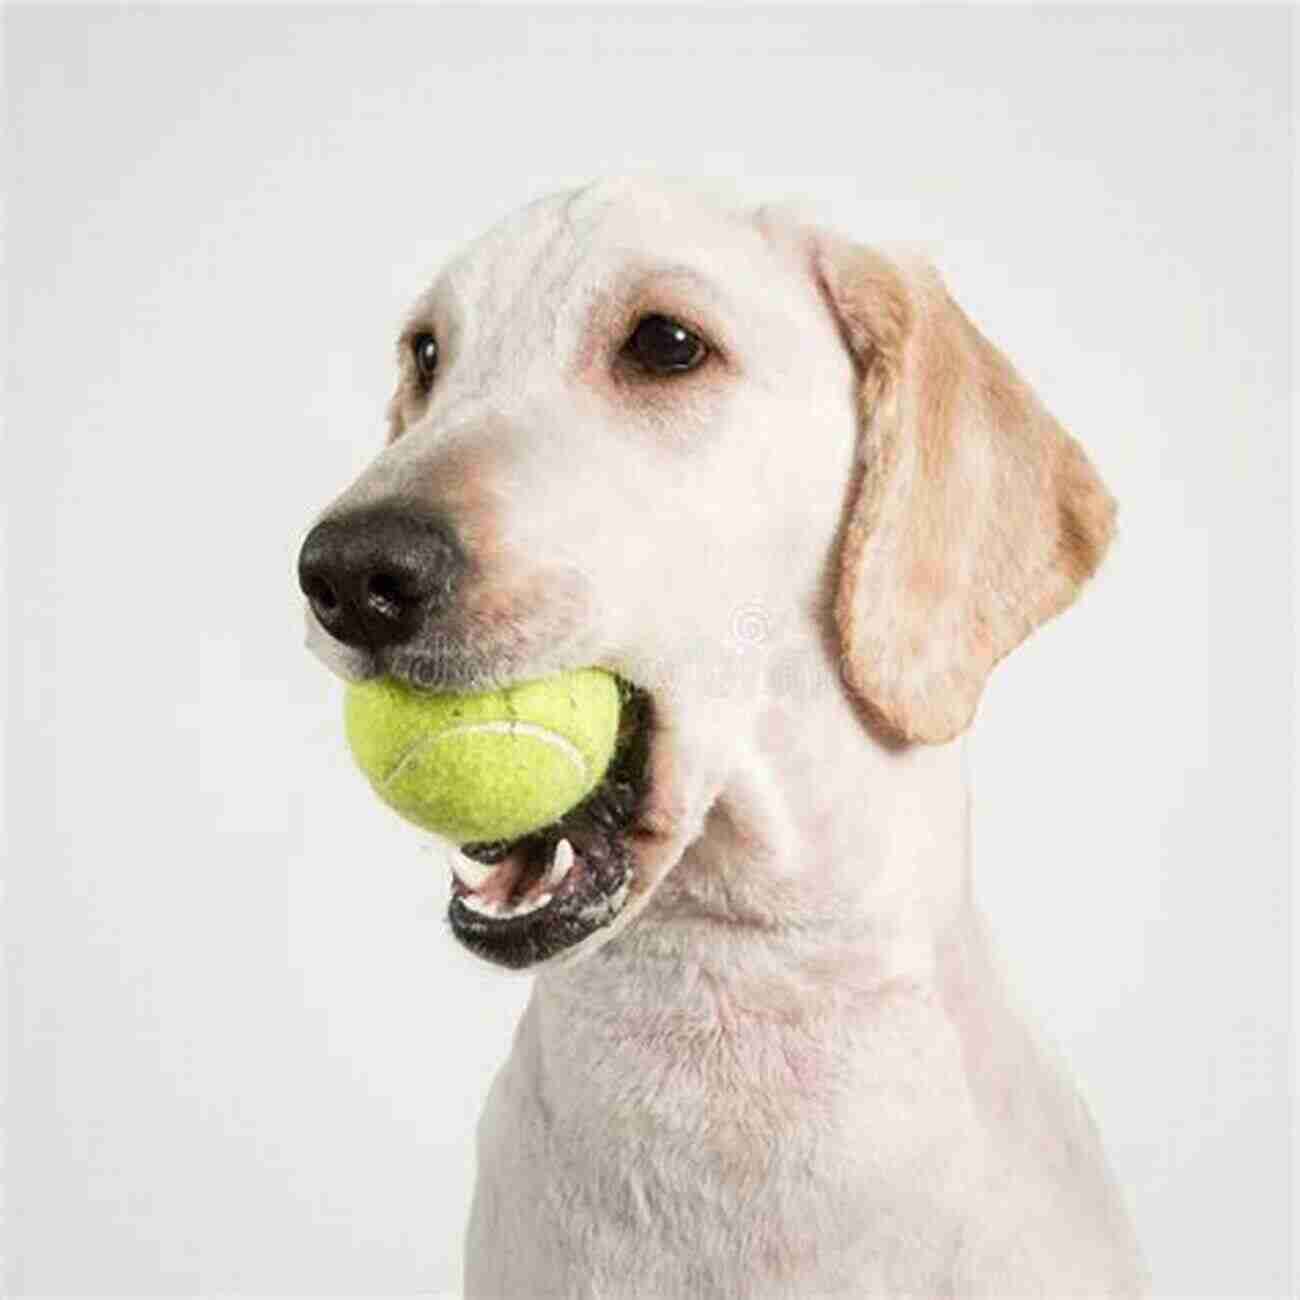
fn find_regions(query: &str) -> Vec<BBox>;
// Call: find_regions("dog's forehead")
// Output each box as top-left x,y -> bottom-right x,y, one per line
436,178 -> 769,318
439,189 -> 582,308
563,174 -> 754,243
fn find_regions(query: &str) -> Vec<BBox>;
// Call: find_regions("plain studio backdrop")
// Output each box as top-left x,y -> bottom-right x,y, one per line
4,6 -> 1293,1298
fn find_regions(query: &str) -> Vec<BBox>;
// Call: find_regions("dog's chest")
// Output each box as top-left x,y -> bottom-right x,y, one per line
464,977 -> 988,1298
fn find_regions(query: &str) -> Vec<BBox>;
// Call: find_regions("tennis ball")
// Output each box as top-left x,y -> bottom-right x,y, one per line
343,669 -> 621,844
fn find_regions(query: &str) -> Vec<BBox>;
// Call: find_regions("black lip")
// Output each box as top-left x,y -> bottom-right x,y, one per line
448,840 -> 633,969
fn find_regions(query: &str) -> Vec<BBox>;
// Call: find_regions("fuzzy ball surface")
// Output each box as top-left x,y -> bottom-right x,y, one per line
344,669 -> 621,844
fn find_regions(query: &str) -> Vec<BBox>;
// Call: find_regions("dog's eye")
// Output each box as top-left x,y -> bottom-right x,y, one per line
410,331 -> 439,387
624,314 -> 708,375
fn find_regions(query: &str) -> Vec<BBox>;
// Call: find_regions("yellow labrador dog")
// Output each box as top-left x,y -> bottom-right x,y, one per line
299,176 -> 1148,1298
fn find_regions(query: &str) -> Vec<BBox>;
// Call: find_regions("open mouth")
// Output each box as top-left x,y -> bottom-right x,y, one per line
446,683 -> 653,969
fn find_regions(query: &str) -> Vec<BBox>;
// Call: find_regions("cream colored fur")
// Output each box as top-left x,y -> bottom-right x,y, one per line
306,175 -> 1147,1298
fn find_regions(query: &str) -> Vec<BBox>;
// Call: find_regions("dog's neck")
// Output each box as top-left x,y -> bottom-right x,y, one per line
545,638 -> 976,1024
511,646 -> 1144,1300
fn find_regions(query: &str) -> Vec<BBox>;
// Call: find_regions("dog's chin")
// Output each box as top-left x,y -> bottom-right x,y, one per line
444,682 -> 687,971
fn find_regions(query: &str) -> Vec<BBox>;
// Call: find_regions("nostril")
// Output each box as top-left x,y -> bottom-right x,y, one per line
364,571 -> 414,622
303,574 -> 341,616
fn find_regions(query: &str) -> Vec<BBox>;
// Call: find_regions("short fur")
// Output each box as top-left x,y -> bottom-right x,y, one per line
303,175 -> 1147,1299
816,235 -> 1117,743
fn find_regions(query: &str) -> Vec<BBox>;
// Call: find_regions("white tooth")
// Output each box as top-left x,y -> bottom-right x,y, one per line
462,889 -> 553,920
544,838 -> 575,891
505,891 -> 553,917
461,892 -> 501,917
449,848 -> 499,891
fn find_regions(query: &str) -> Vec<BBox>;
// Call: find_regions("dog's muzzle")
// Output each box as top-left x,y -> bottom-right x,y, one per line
299,500 -> 659,969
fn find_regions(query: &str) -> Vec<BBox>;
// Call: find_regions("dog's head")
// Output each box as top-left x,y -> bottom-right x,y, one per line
298,176 -> 1115,970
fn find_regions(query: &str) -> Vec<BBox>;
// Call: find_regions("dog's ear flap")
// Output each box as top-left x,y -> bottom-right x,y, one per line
813,233 -> 1116,744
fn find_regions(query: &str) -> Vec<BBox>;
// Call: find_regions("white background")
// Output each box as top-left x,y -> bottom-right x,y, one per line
4,6 -> 1293,1297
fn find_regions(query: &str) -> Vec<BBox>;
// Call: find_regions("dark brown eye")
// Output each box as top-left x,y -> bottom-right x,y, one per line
624,314 -> 707,375
410,331 -> 439,387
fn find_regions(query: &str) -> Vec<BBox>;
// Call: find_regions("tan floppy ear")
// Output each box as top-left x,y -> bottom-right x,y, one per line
814,235 -> 1117,744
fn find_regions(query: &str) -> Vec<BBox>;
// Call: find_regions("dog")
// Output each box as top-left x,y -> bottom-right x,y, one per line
298,176 -> 1148,1298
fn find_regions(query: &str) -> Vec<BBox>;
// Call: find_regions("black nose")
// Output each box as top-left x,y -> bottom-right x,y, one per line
297,506 -> 465,651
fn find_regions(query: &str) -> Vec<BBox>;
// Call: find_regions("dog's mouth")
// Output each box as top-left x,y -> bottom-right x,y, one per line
445,683 -> 654,969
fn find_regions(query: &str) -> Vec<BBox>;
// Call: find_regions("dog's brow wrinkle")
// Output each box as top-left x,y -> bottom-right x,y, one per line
623,262 -> 729,304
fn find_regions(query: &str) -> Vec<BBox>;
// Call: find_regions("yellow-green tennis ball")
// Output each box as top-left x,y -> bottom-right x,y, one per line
344,669 -> 621,844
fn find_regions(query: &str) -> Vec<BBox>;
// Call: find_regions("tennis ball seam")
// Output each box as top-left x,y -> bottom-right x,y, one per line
344,668 -> 621,843
382,720 -> 589,789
